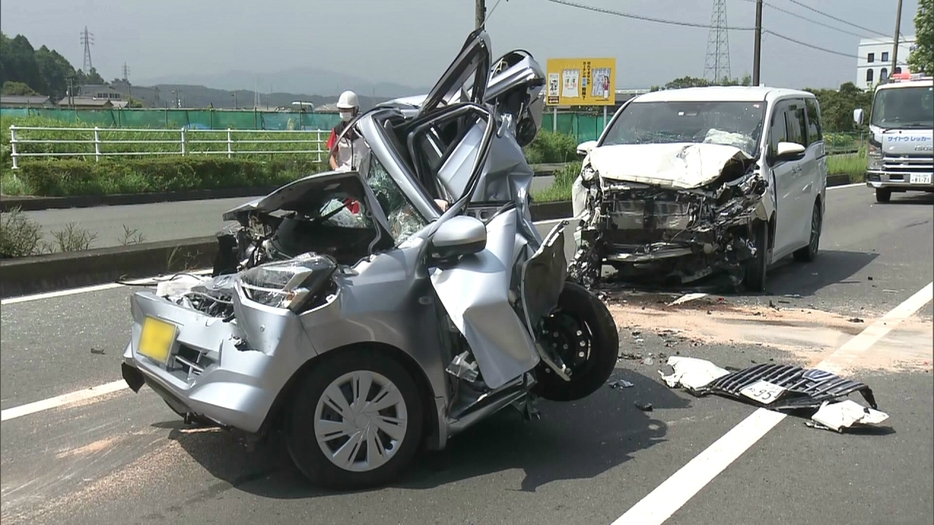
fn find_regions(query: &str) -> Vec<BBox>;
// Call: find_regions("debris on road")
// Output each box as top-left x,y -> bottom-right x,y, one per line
848,317 -> 865,323
806,400 -> 889,432
693,363 -> 877,410
659,356 -> 730,391
668,293 -> 708,306
90,348 -> 105,355
608,379 -> 635,389
634,401 -> 653,411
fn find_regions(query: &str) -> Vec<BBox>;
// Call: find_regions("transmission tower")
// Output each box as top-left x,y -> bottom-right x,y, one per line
80,26 -> 94,73
122,63 -> 130,82
703,0 -> 731,83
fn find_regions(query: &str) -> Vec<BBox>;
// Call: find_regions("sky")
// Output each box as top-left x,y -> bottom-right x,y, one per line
0,0 -> 921,93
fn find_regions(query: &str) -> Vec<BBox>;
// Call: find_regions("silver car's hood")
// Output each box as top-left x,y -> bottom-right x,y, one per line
222,170 -> 361,221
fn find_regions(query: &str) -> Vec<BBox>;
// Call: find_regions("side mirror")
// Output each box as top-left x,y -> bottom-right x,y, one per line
853,108 -> 864,127
430,216 -> 487,260
776,141 -> 806,161
577,140 -> 597,158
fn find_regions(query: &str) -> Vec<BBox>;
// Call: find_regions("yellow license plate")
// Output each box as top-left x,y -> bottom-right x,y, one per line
138,317 -> 177,364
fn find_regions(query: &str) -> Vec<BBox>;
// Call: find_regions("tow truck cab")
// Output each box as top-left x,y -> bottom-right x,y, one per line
853,72 -> 934,203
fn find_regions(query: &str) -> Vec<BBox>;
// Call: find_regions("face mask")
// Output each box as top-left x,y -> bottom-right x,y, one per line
340,110 -> 354,121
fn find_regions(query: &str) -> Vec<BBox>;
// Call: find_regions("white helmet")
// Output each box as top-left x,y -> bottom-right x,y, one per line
336,90 -> 359,110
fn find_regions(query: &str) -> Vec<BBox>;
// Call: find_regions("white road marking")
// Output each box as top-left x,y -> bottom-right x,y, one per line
0,269 -> 211,306
612,281 -> 934,525
1,380 -> 129,422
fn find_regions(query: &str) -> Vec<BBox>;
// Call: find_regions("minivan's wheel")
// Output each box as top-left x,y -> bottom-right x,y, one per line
284,349 -> 424,490
532,282 -> 619,402
743,220 -> 769,292
794,201 -> 822,262
875,188 -> 892,203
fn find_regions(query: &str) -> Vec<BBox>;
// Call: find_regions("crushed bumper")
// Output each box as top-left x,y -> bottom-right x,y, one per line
570,173 -> 767,286
123,289 -> 316,433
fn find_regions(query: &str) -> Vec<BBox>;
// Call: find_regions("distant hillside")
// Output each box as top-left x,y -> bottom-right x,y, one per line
138,67 -> 430,102
149,84 -> 403,110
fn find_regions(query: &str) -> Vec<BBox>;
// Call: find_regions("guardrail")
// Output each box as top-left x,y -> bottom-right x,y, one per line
8,125 -> 329,169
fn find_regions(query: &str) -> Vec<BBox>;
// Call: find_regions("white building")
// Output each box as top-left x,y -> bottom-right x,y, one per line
856,36 -> 917,89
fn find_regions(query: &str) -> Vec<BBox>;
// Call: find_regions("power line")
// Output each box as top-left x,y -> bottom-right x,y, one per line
545,0 -> 756,30
739,0 -> 867,39
763,30 -> 860,59
785,0 -> 891,38
547,0 -> 866,62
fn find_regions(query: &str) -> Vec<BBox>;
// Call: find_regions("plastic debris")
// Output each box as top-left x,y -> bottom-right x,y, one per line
608,379 -> 635,389
807,400 -> 889,432
668,293 -> 708,306
659,356 -> 730,391
634,401 -> 653,411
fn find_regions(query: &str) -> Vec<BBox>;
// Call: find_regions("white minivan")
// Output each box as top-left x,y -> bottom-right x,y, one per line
571,86 -> 828,291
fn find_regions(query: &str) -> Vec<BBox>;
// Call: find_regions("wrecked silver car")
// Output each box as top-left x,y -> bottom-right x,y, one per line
570,88 -> 829,291
120,30 -> 619,490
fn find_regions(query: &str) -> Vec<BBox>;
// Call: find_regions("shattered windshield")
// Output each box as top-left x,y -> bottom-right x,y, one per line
870,86 -> 934,129
601,101 -> 767,157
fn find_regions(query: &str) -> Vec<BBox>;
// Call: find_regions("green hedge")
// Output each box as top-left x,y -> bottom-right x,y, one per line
5,157 -> 327,197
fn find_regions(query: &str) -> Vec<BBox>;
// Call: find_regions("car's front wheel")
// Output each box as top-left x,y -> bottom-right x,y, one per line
532,282 -> 619,402
284,349 -> 424,490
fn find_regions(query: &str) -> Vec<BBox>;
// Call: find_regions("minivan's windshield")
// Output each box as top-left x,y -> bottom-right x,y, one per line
601,101 -> 767,157
870,85 -> 934,129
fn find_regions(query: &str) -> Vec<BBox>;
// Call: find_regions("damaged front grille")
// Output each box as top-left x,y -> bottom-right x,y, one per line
170,344 -> 217,383
570,169 -> 766,287
698,363 -> 878,410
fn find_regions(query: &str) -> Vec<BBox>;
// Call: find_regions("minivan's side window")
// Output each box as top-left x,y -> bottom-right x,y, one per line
805,98 -> 822,145
784,101 -> 807,147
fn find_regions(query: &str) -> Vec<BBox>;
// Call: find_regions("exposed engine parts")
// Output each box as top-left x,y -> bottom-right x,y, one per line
569,148 -> 768,289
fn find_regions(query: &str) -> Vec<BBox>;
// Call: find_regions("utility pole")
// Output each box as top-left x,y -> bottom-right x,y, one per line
752,0 -> 763,86
891,0 -> 903,77
476,0 -> 485,30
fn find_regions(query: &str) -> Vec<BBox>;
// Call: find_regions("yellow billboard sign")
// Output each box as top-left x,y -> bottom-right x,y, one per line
545,58 -> 616,106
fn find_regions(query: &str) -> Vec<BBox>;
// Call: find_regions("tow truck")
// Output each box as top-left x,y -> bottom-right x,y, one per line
854,72 -> 934,203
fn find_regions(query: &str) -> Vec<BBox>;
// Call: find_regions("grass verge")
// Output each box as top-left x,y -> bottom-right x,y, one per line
2,157 -> 325,197
531,161 -> 582,203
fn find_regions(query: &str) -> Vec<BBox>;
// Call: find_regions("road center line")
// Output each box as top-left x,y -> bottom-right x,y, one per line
612,281 -> 934,525
1,380 -> 129,422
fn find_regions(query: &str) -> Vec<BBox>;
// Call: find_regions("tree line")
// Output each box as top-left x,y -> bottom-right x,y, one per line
648,75 -> 871,133
0,32 -> 106,100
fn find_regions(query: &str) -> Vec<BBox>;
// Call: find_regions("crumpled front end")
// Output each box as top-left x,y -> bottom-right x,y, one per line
570,143 -> 769,287
122,255 -> 338,434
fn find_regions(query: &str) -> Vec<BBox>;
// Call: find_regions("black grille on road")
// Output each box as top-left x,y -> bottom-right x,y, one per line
699,364 -> 877,410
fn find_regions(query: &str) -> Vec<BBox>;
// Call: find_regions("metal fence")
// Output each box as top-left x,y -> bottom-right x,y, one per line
8,125 -> 329,169
0,107 -> 343,132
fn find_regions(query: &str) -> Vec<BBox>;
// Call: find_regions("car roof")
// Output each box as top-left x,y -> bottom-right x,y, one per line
631,86 -> 815,103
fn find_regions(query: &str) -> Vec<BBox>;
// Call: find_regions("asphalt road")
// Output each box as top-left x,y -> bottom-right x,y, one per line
21,177 -> 557,249
1,185 -> 932,525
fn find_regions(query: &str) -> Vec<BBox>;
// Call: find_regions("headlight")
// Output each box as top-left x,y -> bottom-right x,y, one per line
581,163 -> 597,182
868,142 -> 882,170
238,253 -> 337,311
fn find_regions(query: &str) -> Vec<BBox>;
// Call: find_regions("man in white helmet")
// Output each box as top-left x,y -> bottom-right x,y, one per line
326,90 -> 366,171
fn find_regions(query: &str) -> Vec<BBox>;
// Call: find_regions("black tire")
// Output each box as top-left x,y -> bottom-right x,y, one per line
284,348 -> 424,490
743,220 -> 769,292
793,200 -> 822,263
532,282 -> 619,402
875,188 -> 892,203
